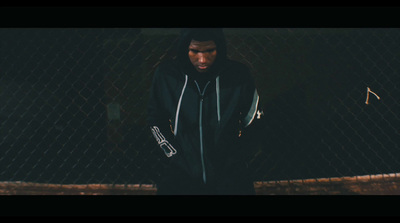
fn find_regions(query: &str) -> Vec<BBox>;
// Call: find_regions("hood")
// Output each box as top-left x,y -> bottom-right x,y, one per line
177,28 -> 227,76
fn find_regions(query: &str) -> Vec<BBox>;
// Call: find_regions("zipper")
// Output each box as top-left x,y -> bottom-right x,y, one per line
194,80 -> 210,184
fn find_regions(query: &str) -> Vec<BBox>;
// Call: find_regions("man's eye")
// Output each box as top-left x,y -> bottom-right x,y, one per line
189,49 -> 216,54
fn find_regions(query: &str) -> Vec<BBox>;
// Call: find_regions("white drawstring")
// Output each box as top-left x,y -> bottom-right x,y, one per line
174,74 -> 188,136
216,76 -> 221,123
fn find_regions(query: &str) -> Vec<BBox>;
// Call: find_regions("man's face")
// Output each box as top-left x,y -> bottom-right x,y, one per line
188,40 -> 217,73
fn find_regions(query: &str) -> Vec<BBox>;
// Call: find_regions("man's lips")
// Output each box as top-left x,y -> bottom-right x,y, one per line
197,65 -> 208,70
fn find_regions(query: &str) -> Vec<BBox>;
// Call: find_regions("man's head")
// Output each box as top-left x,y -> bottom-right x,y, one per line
178,28 -> 226,74
188,39 -> 217,73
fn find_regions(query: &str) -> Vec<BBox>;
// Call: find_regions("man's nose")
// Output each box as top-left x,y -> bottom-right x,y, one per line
198,53 -> 206,63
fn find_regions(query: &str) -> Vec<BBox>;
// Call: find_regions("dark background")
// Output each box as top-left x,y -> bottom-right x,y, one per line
0,27 -> 399,184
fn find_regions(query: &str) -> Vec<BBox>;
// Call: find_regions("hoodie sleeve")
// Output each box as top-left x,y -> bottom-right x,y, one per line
147,66 -> 179,158
238,70 -> 266,162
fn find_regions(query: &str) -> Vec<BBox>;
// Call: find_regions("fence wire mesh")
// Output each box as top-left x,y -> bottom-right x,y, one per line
0,28 -> 399,185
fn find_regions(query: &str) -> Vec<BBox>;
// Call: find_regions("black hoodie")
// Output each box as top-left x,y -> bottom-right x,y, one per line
147,28 -> 264,191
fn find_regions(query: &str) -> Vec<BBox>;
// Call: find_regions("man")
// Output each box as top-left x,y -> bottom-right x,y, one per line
147,28 -> 264,195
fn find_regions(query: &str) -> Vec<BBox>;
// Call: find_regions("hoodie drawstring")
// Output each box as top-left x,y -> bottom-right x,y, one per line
216,76 -> 221,123
174,74 -> 188,136
175,74 -> 221,136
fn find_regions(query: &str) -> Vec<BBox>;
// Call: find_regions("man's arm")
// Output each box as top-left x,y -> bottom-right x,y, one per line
147,67 -> 179,158
239,72 -> 266,162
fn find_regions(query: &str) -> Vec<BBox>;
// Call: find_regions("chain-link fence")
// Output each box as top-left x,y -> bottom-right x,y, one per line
0,28 -> 399,186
